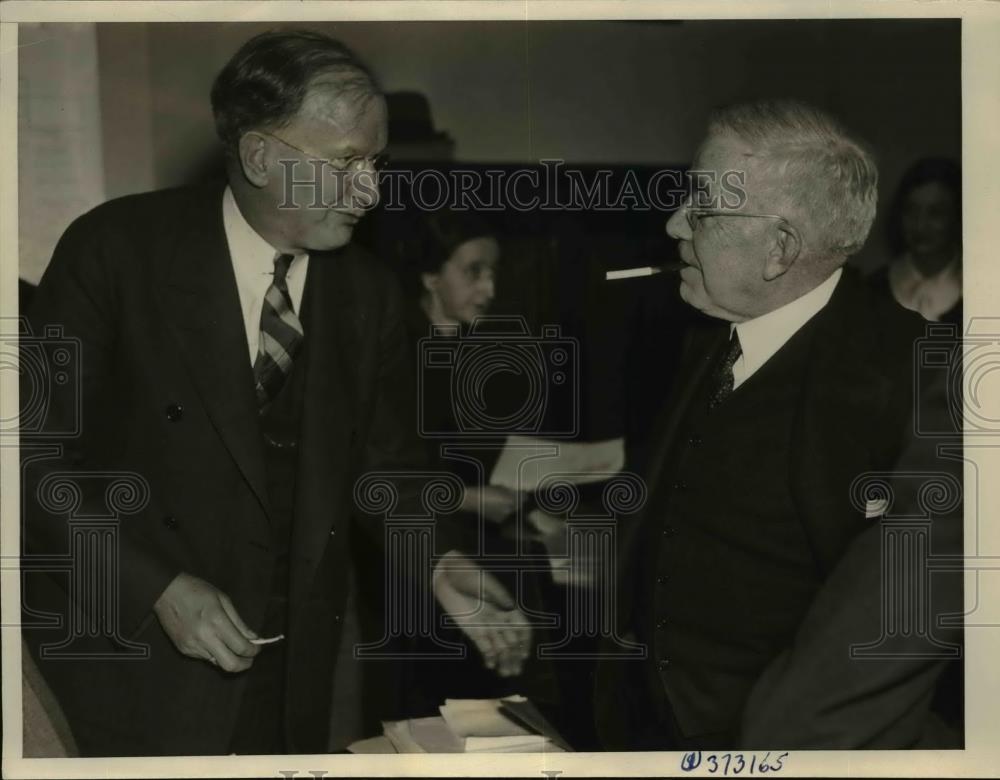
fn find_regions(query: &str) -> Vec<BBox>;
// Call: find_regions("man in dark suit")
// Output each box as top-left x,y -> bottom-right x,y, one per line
20,29 -> 527,757
594,99 -> 961,749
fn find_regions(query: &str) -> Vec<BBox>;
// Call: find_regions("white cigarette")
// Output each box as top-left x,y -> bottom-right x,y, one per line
250,634 -> 285,645
605,266 -> 664,280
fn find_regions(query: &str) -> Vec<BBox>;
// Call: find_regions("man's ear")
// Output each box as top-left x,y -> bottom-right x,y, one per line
237,132 -> 269,188
763,221 -> 802,281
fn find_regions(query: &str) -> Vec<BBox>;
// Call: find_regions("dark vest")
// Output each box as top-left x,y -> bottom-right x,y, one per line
229,285 -> 311,754
258,339 -> 309,601
636,319 -> 827,742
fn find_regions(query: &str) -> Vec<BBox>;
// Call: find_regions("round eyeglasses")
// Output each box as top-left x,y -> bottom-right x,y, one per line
261,131 -> 389,173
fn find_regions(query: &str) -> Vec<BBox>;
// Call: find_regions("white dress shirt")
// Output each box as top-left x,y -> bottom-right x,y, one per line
887,252 -> 962,322
730,267 -> 842,390
221,186 -> 309,364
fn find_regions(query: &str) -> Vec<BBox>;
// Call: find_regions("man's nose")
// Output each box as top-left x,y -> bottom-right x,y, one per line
347,169 -> 381,211
480,276 -> 496,300
665,203 -> 691,240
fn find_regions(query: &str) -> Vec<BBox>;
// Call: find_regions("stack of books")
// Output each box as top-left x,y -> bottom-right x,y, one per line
375,696 -> 570,754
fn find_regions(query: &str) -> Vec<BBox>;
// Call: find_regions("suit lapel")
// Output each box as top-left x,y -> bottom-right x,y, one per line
289,247 -> 360,602
641,320 -> 727,489
615,318 -> 727,625
790,268 -> 893,571
157,183 -> 272,520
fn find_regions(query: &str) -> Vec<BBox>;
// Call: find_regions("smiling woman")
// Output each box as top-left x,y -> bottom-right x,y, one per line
420,220 -> 500,328
870,157 -> 962,324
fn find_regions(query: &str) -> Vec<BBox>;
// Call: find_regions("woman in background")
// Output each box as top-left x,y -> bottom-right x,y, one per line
404,208 -> 520,524
415,209 -> 501,329
870,157 -> 962,325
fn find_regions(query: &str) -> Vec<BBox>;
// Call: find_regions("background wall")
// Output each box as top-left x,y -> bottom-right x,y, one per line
18,18 -> 960,281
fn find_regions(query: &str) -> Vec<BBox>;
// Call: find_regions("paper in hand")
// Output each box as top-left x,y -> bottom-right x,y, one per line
250,634 -> 285,645
488,435 -> 625,493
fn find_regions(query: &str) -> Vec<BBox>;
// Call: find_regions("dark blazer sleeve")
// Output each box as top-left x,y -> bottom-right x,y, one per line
350,255 -> 474,555
22,209 -> 182,638
740,369 -> 963,748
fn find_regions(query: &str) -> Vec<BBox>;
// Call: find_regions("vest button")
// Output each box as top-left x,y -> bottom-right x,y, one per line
163,515 -> 178,529
165,403 -> 184,422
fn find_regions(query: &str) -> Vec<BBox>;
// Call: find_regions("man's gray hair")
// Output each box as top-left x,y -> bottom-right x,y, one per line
708,99 -> 878,258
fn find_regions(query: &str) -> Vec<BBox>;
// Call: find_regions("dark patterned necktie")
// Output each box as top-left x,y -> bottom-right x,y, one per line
708,329 -> 742,409
253,253 -> 304,409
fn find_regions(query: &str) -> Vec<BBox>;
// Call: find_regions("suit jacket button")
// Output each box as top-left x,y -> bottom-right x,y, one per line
656,575 -> 668,586
163,515 -> 178,529
333,614 -> 341,623
656,618 -> 667,630
671,481 -> 686,492
661,526 -> 676,538
165,403 -> 184,422
657,659 -> 670,672
688,434 -> 702,446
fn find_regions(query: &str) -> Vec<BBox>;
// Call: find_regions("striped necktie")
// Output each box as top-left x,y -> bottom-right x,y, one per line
708,329 -> 742,409
253,253 -> 304,410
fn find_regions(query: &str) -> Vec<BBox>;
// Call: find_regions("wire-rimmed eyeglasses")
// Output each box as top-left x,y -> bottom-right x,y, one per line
685,206 -> 788,233
261,131 -> 390,173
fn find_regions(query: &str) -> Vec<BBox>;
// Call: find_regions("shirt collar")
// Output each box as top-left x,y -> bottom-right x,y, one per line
888,252 -> 962,320
222,185 -> 283,275
732,267 -> 842,380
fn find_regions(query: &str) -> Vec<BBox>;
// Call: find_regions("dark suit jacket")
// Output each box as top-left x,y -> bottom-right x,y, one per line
595,268 -> 960,748
21,181 -> 436,755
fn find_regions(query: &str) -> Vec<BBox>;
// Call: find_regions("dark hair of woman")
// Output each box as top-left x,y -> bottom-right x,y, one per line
416,209 -> 498,276
885,157 -> 961,258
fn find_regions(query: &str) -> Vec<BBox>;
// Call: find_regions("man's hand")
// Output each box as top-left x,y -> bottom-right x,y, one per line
432,551 -> 532,677
461,485 -> 524,524
153,572 -> 261,672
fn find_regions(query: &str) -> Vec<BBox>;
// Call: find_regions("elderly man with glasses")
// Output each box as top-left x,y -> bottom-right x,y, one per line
21,29 -> 527,757
593,99 -> 962,751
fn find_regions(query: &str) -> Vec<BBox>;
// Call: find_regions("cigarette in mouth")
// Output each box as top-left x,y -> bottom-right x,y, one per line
605,262 -> 683,281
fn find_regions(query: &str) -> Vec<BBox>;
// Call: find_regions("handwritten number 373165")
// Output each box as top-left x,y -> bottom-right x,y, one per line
680,751 -> 789,774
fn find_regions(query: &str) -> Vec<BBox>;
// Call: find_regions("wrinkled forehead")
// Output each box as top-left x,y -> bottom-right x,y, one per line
691,132 -> 754,173
295,81 -> 387,152
690,131 -> 775,206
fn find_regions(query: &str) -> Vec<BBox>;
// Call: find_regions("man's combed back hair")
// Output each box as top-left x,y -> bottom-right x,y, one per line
211,29 -> 380,154
708,99 -> 878,257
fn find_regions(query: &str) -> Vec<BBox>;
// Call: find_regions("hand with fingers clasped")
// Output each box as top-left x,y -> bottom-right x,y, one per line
432,551 -> 532,677
153,572 -> 261,673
